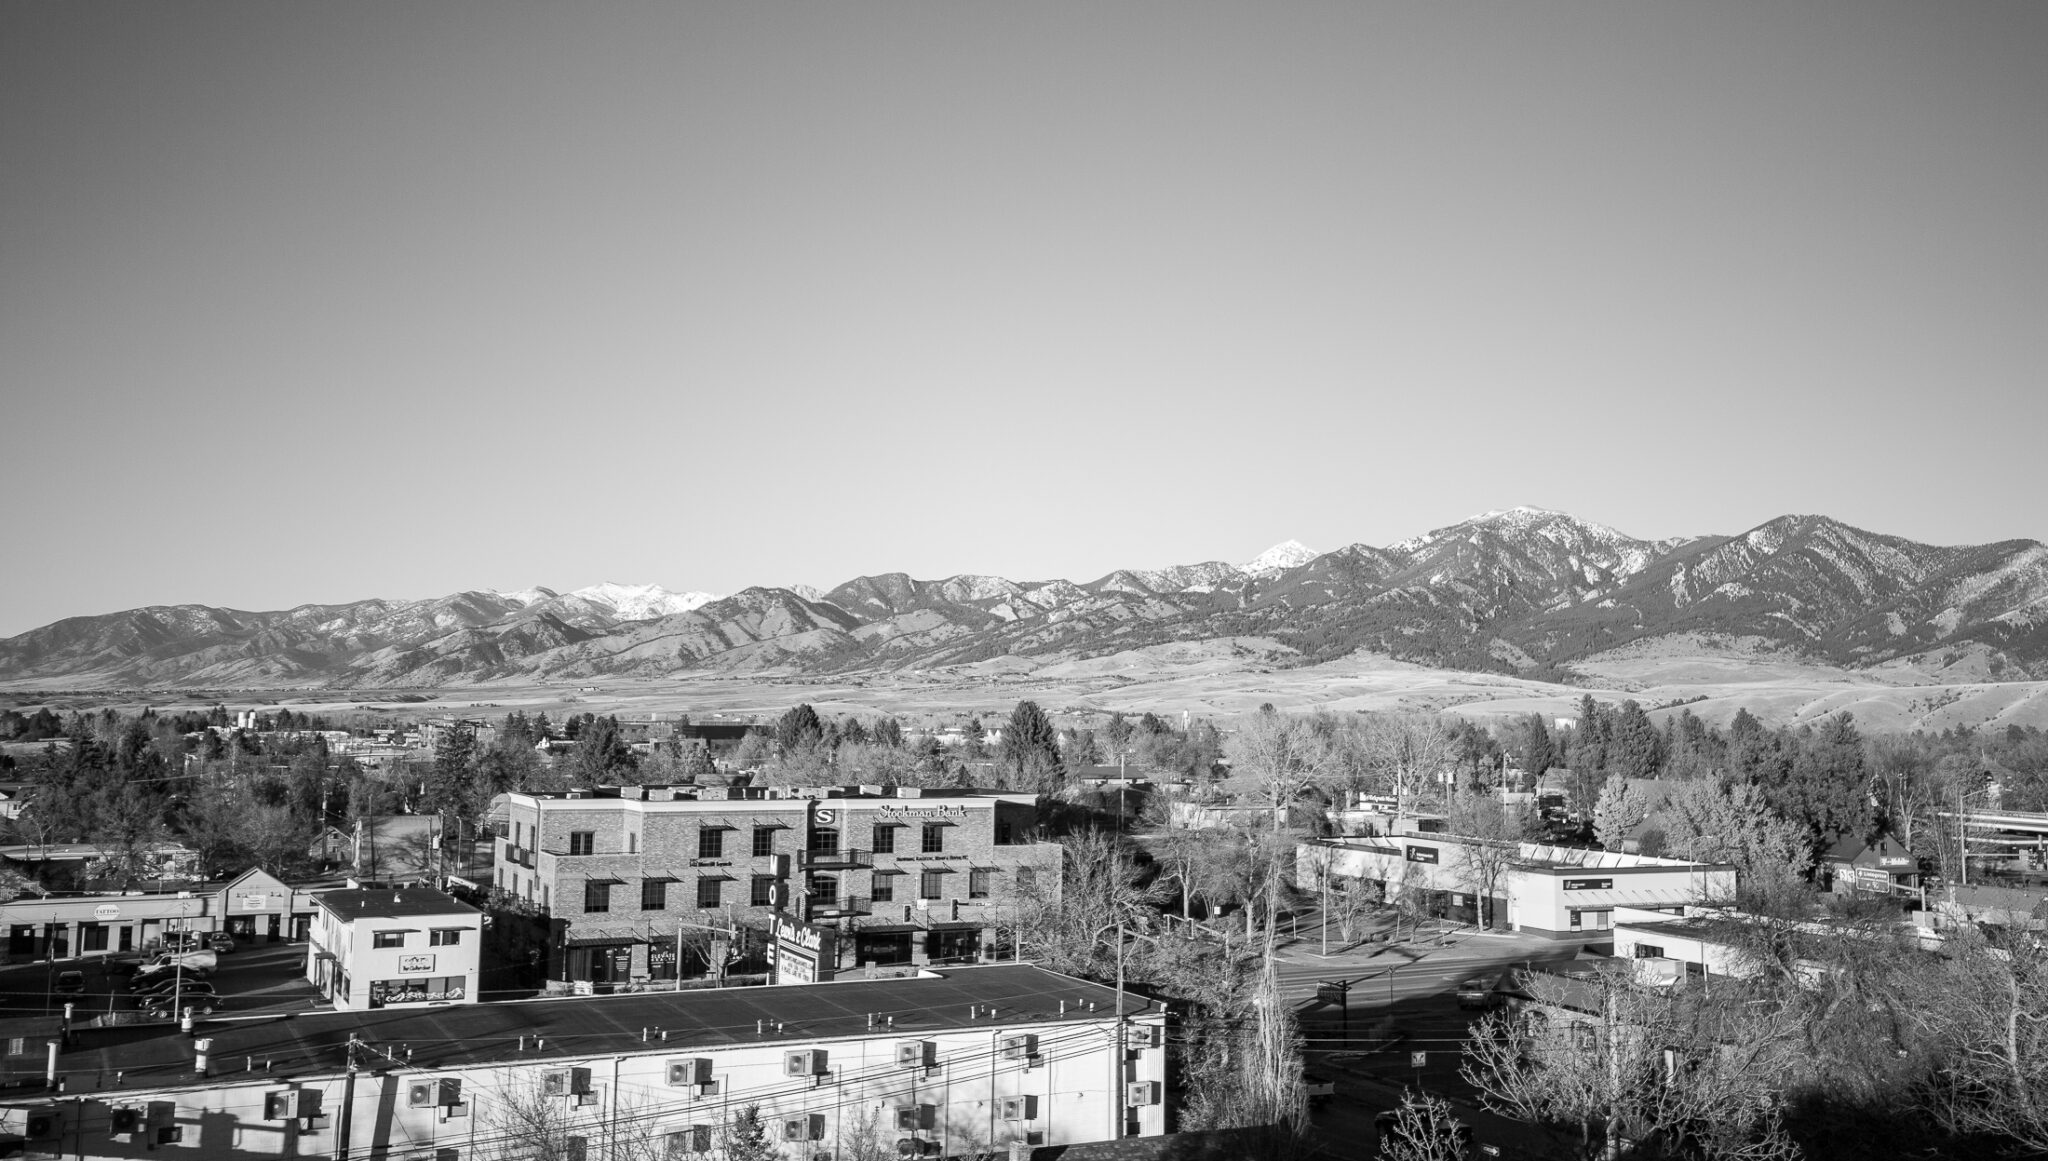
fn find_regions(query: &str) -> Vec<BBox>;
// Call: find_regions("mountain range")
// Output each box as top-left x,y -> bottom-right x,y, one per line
5,509 -> 2046,689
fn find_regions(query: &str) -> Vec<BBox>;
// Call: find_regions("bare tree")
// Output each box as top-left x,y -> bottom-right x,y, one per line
1445,789 -> 1527,929
1909,925 -> 2048,1154
1462,962 -> 1803,1160
1378,1088 -> 1473,1161
1358,712 -> 1458,810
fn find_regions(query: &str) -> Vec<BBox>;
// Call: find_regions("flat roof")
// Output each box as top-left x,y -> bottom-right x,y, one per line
13,965 -> 1149,1097
312,887 -> 479,921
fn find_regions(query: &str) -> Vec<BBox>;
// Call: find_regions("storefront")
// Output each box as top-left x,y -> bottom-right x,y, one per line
853,924 -> 916,967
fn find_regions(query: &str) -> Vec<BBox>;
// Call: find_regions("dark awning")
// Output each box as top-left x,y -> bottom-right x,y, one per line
563,927 -> 642,946
855,924 -> 919,935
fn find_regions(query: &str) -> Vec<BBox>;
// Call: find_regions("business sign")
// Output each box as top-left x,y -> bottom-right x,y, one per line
93,904 -> 120,921
1404,846 -> 1439,864
236,891 -> 286,912
1562,878 -> 1614,892
806,800 -> 838,828
769,915 -> 837,986
398,954 -> 436,974
873,802 -> 973,819
1853,866 -> 1894,893
1876,856 -> 1913,869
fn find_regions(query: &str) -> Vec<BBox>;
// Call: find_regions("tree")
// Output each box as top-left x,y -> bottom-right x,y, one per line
720,1105 -> 779,1161
1463,962 -> 1803,1160
1358,712 -> 1458,809
1378,1088 -> 1473,1161
999,700 -> 1066,792
1650,779 -> 1810,899
1446,790 -> 1527,929
1523,713 -> 1559,782
1593,777 -> 1650,852
1911,926 -> 2048,1154
773,704 -> 823,753
1772,713 -> 1874,856
571,715 -> 635,785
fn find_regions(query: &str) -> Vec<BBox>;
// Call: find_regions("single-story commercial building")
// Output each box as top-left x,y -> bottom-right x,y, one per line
0,869 -> 315,964
1297,835 -> 1736,941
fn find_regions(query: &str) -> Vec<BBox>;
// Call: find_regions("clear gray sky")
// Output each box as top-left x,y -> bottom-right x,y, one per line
5,2 -> 2045,637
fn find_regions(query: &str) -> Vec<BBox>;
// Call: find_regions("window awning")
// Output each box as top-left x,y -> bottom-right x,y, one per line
563,927 -> 643,946
581,876 -> 625,885
855,924 -> 919,935
925,921 -> 980,931
694,872 -> 736,882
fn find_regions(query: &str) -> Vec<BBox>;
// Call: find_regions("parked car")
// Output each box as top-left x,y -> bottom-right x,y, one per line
54,971 -> 86,997
1302,1067 -> 1337,1109
208,933 -> 237,954
133,970 -> 215,999
142,995 -> 217,1018
131,950 -> 217,976
1455,974 -> 1500,1009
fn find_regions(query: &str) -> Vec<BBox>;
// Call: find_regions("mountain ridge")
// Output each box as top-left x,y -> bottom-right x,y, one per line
6,514 -> 2046,689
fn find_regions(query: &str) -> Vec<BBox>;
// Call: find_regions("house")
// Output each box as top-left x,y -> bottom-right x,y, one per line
0,964 -> 1167,1160
305,887 -> 482,1012
1820,834 -> 1921,897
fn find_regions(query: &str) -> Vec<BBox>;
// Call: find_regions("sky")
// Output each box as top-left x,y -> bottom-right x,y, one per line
4,2 -> 2045,637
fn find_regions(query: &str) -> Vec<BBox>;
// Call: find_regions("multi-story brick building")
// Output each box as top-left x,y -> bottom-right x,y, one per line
493,785 -> 1061,989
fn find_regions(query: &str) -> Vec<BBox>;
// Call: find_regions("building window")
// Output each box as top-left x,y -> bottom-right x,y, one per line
372,931 -> 406,949
585,881 -> 612,914
569,831 -> 594,856
753,827 -> 776,857
1568,909 -> 1582,931
1634,943 -> 1665,959
751,878 -> 777,907
920,871 -> 944,900
921,824 -> 944,853
429,928 -> 463,947
1015,867 -> 1036,894
872,825 -> 896,854
642,879 -> 668,911
808,874 -> 838,904
699,828 -> 725,859
628,832 -> 638,854
969,869 -> 992,899
697,879 -> 724,909
808,828 -> 839,855
996,821 -> 1014,845
872,872 -> 898,903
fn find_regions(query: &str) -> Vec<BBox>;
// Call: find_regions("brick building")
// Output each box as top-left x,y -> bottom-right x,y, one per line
493,785 -> 1061,989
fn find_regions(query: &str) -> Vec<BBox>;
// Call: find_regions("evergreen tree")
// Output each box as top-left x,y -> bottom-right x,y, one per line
872,717 -> 903,748
424,721 -> 477,815
840,716 -> 869,746
774,704 -> 824,752
1607,700 -> 1664,781
1522,713 -> 1557,781
1000,700 -> 1065,790
720,1105 -> 779,1161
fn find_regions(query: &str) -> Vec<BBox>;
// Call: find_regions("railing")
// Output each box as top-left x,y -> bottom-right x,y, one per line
799,848 -> 873,870
809,895 -> 871,918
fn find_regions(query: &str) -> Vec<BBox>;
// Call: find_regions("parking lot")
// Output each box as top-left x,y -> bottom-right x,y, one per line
0,938 -> 327,1023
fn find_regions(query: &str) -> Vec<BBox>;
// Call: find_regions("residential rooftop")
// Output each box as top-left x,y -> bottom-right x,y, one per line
12,965 -> 1151,1097
505,784 -> 1035,804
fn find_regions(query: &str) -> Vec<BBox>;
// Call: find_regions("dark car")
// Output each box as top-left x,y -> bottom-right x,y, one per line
132,976 -> 216,999
53,971 -> 86,997
1455,974 -> 1500,1009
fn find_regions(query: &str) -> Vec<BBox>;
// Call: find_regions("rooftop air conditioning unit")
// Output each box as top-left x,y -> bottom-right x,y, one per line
24,1107 -> 60,1140
893,1105 -> 934,1132
268,1091 -> 303,1119
667,1058 -> 714,1088
782,1114 -> 823,1142
1125,1080 -> 1159,1107
999,1034 -> 1037,1061
544,1067 -> 593,1097
665,1125 -> 712,1154
109,1107 -> 143,1136
407,1081 -> 437,1108
896,1138 -> 934,1157
999,1096 -> 1036,1121
895,1040 -> 932,1069
784,1049 -> 827,1077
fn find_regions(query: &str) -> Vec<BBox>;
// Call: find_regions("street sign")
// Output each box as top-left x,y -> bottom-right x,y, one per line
1315,980 -> 1349,1005
1410,1051 -> 1427,1069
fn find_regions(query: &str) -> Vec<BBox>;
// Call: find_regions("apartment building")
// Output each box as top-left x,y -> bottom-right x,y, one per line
0,964 -> 1166,1161
493,785 -> 1062,989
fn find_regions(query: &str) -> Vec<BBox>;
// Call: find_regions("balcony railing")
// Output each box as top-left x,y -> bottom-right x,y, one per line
799,848 -> 873,870
808,895 -> 871,918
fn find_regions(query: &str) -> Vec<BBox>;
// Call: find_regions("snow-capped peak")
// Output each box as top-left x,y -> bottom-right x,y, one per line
1239,540 -> 1318,577
788,584 -> 826,603
564,583 -> 718,620
494,587 -> 558,605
